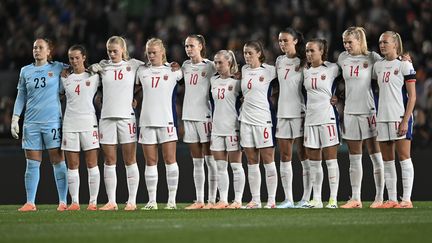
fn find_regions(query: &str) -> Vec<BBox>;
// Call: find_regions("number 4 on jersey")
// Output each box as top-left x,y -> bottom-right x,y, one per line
75,84 -> 80,95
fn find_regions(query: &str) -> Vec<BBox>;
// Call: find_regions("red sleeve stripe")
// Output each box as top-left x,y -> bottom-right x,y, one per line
405,79 -> 416,83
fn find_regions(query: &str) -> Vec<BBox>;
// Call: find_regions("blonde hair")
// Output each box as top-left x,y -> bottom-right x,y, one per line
146,38 -> 167,63
106,36 -> 130,60
343,26 -> 369,55
382,31 -> 404,56
215,50 -> 238,75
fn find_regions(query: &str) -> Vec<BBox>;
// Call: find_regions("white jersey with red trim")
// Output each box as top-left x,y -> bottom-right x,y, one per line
303,62 -> 340,126
239,63 -> 276,126
210,75 -> 241,136
136,64 -> 183,127
100,58 -> 143,119
338,51 -> 381,114
275,55 -> 305,118
62,72 -> 100,132
181,59 -> 216,121
373,59 -> 416,122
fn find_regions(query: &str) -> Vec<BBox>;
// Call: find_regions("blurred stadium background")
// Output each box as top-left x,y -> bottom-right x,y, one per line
0,0 -> 431,204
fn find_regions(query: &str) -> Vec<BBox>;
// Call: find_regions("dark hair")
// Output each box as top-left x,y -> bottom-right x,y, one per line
187,34 -> 207,57
68,44 -> 89,67
35,38 -> 54,61
307,38 -> 328,61
244,40 -> 265,63
280,27 -> 306,67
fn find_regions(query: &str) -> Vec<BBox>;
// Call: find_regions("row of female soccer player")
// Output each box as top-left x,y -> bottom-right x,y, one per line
11,26 -> 416,211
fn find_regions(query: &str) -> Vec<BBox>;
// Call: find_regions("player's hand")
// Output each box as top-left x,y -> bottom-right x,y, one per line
11,115 -> 20,139
170,62 -> 180,71
401,52 -> 412,63
397,120 -> 408,136
89,64 -> 104,74
330,95 -> 338,105
234,71 -> 242,80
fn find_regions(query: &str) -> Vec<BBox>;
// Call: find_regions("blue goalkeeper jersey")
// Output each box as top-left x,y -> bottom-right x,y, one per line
13,61 -> 66,123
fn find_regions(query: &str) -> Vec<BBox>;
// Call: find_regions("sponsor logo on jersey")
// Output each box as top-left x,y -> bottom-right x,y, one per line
86,80 -> 90,86
164,74 -> 168,80
321,74 -> 326,80
228,85 -> 233,91
394,69 -> 399,75
295,65 -> 300,72
126,66 -> 131,71
259,76 -> 264,82
363,62 -> 368,68
201,71 -> 206,77
48,71 -> 53,77
409,69 -> 416,75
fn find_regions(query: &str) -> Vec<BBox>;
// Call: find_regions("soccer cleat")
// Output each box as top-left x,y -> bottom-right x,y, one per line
202,202 -> 215,209
141,202 -> 158,210
227,201 -> 242,209
57,202 -> 67,212
376,200 -> 399,209
184,202 -> 205,210
242,201 -> 262,209
277,200 -> 295,209
87,203 -> 98,211
212,201 -> 229,209
340,199 -> 362,209
99,202 -> 118,211
369,200 -> 383,208
264,203 -> 276,209
302,200 -> 323,209
295,200 -> 309,208
394,201 -> 413,209
164,202 -> 177,210
325,199 -> 338,209
124,203 -> 137,211
66,203 -> 80,211
18,203 -> 37,212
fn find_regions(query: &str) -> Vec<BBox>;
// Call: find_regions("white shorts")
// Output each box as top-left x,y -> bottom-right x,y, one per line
139,126 -> 178,144
240,123 -> 273,148
210,134 -> 240,152
304,124 -> 339,149
99,117 -> 137,144
342,113 -> 377,140
183,120 -> 211,143
61,129 -> 100,152
376,120 -> 413,142
276,117 -> 304,139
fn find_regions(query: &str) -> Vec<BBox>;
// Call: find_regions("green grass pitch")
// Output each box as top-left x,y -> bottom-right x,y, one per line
1,202 -> 431,243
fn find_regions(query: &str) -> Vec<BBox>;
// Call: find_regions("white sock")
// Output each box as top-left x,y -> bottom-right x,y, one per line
309,160 -> 323,201
370,153 -> 384,202
104,164 -> 117,204
326,159 -> 339,201
230,162 -> 245,203
165,163 -> 179,204
87,166 -> 100,205
247,164 -> 261,203
216,160 -> 229,202
67,169 -> 80,203
349,154 -> 363,201
145,165 -> 158,203
400,158 -> 414,202
279,161 -> 293,202
383,160 -> 397,201
192,158 -> 205,203
205,155 -> 218,203
301,160 -> 312,202
264,162 -> 277,205
125,163 -> 140,205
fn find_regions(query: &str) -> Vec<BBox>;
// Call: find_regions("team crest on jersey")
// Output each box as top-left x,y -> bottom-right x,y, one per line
164,74 -> 168,80
86,80 -> 91,86
48,71 -> 53,77
295,65 -> 300,72
228,85 -> 233,91
259,76 -> 264,82
321,74 -> 326,80
363,62 -> 368,68
394,69 -> 399,75
126,66 -> 131,71
201,71 -> 206,77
